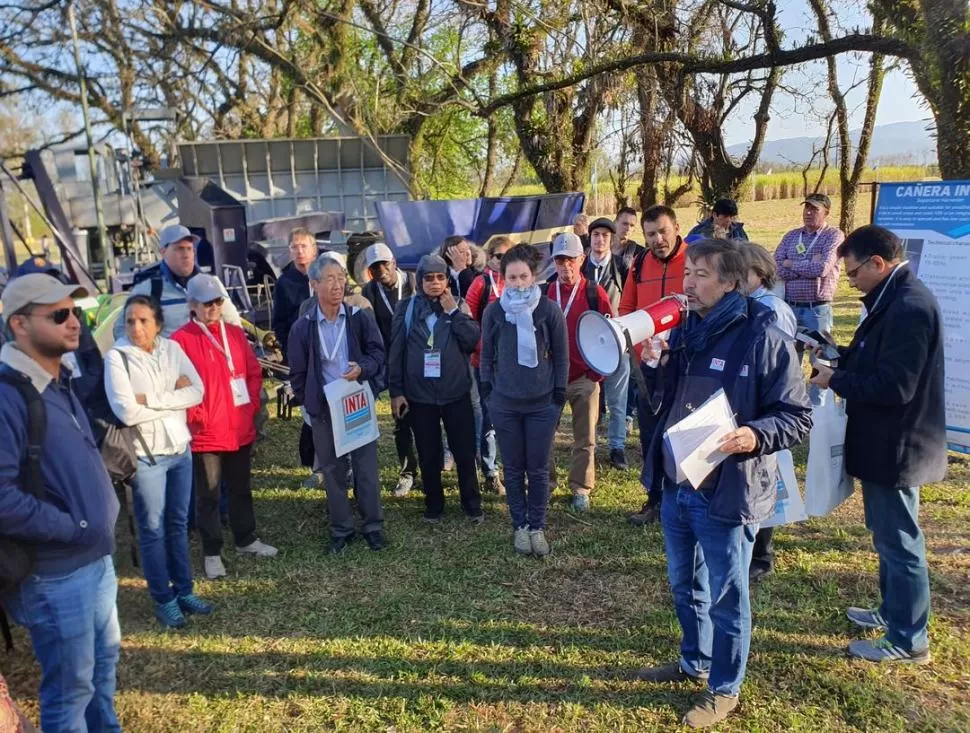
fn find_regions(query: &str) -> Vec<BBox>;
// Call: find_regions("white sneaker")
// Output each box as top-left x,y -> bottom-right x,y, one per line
301,472 -> 323,489
236,539 -> 278,557
393,475 -> 414,497
204,555 -> 227,580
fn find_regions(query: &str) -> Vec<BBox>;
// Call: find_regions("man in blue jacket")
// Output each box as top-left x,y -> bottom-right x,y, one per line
0,274 -> 121,732
287,254 -> 387,555
636,239 -> 812,728
811,225 -> 945,665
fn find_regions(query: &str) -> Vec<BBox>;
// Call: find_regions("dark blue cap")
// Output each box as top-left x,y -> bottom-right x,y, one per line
15,256 -> 62,279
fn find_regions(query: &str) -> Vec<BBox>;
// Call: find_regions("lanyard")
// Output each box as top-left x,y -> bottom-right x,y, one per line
377,272 -> 404,314
319,313 -> 347,363
488,272 -> 501,300
555,281 -> 580,318
797,226 -> 826,254
863,261 -> 908,321
195,319 -> 235,375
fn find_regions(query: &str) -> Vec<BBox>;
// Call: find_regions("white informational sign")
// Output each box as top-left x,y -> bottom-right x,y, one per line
874,181 -> 970,453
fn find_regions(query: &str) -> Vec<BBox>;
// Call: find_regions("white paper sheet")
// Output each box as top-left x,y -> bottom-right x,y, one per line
663,389 -> 738,489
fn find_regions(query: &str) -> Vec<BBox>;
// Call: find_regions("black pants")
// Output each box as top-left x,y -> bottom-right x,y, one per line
393,409 -> 418,479
637,392 -> 663,507
410,395 -> 482,518
193,443 -> 258,556
751,527 -> 774,572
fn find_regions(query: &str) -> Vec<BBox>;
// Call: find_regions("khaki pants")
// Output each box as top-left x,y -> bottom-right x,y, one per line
551,377 -> 600,496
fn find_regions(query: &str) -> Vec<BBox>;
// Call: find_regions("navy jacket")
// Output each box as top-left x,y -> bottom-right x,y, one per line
830,267 -> 947,488
641,300 -> 812,524
685,217 -> 750,243
287,303 -> 386,420
0,346 -> 119,575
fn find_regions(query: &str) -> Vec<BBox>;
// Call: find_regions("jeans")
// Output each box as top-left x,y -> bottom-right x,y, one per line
603,353 -> 631,451
132,448 -> 195,605
3,557 -> 121,733
661,486 -> 757,697
861,482 -> 931,652
473,368 -> 499,477
791,302 -> 833,406
491,400 -> 561,529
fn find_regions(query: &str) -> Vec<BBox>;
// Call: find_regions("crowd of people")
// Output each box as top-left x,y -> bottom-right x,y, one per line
0,191 -> 947,730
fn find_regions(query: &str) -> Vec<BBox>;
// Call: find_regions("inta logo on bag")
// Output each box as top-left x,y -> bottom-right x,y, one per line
342,388 -> 372,432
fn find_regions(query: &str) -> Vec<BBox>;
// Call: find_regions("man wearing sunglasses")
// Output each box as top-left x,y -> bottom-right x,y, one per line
0,274 -> 122,731
116,224 -> 241,339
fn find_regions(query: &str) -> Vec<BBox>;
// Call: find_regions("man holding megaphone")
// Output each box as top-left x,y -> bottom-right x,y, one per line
634,239 -> 812,728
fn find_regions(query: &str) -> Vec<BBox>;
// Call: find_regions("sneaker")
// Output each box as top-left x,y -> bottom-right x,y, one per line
177,593 -> 214,616
626,415 -> 635,434
236,539 -> 279,557
529,529 -> 550,557
513,526 -> 532,555
423,513 -> 443,525
204,555 -> 227,580
749,565 -> 773,584
154,599 -> 187,629
846,607 -> 888,630
393,475 -> 414,497
847,638 -> 931,664
330,534 -> 354,555
628,501 -> 660,527
609,448 -> 629,470
301,471 -> 324,489
442,450 -> 455,471
484,474 -> 506,496
363,530 -> 387,551
571,494 -> 590,513
468,513 -> 485,526
683,689 -> 740,728
636,661 -> 709,683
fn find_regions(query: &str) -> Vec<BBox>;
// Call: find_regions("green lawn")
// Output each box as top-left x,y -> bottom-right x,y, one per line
3,280 -> 969,731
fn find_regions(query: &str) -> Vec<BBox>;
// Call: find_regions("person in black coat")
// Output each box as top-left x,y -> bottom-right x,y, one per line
272,229 -> 318,361
811,225 -> 945,665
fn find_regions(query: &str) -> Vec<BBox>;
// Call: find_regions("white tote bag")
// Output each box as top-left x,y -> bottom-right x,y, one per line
804,392 -> 854,516
761,449 -> 809,529
323,379 -> 380,457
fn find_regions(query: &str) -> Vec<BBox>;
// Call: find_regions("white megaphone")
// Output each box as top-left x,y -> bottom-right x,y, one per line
577,295 -> 687,376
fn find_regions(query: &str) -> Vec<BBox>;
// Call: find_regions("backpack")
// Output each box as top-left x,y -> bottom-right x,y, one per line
473,272 -> 496,323
0,366 -> 46,651
540,278 -> 601,314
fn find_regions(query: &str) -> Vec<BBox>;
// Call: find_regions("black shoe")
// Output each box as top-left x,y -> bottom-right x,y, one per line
423,512 -> 443,524
363,531 -> 387,551
468,512 -> 485,526
749,565 -> 773,584
609,448 -> 629,470
330,534 -> 354,555
628,501 -> 661,527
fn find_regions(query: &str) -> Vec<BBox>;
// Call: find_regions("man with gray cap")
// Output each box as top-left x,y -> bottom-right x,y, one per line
0,275 -> 122,731
116,223 -> 241,339
581,217 -> 632,470
361,243 -> 417,497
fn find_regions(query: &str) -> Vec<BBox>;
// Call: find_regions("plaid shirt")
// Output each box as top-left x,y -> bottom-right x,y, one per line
774,225 -> 845,304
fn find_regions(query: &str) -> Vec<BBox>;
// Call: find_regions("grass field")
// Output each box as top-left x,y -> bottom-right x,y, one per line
3,220 -> 969,731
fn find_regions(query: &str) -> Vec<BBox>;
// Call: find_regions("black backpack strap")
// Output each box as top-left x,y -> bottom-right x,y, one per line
632,248 -> 649,284
474,273 -> 491,323
117,351 -> 156,465
149,274 -> 164,305
585,280 -> 600,313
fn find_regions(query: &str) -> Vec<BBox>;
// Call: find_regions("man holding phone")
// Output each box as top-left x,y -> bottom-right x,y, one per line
387,254 -> 484,524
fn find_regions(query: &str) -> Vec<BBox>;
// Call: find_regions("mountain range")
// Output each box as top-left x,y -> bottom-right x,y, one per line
726,120 -> 937,167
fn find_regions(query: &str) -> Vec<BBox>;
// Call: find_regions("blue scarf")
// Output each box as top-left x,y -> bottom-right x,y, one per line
681,290 -> 747,357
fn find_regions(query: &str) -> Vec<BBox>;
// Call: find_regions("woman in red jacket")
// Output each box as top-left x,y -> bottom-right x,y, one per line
172,274 -> 278,580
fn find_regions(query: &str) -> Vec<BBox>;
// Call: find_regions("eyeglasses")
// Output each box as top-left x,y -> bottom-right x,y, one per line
845,257 -> 872,278
26,306 -> 83,325
202,297 -> 225,307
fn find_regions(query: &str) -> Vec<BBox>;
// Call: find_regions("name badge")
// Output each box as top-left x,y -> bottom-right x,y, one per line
710,358 -> 725,372
230,376 -> 251,406
424,350 -> 441,378
795,243 -> 807,255
739,364 -> 749,377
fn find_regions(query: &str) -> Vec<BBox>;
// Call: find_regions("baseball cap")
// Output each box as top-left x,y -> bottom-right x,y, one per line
712,198 -> 739,217
551,232 -> 584,258
1,273 -> 87,317
15,256 -> 62,279
364,242 -> 394,269
316,251 -> 347,270
186,274 -> 226,304
588,217 -> 617,234
801,193 -> 831,211
159,224 -> 200,249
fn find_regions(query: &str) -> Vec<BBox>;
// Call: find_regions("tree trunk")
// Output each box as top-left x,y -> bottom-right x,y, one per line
923,0 -> 970,178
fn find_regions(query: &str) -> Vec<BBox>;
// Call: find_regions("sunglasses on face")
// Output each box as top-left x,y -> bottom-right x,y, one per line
28,306 -> 83,325
202,297 -> 225,307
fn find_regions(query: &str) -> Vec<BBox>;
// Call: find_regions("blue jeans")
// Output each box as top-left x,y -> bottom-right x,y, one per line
132,449 -> 195,605
861,482 -> 931,652
603,353 -> 631,450
791,303 -> 833,406
661,486 -> 757,696
3,556 -> 121,733
473,367 -> 499,476
491,400 -> 561,529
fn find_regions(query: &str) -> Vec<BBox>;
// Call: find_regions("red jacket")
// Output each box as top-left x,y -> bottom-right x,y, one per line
546,277 -> 612,384
171,320 -> 262,452
618,238 -> 687,358
465,270 -> 504,368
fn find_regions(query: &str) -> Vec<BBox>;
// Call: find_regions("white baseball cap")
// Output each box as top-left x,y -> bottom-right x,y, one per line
551,232 -> 584,258
317,251 -> 347,270
1,273 -> 87,316
364,242 -> 394,268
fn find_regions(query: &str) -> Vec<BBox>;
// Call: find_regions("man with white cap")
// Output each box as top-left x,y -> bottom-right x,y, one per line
0,274 -> 122,731
116,223 -> 241,339
361,243 -> 418,496
544,232 -> 611,512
